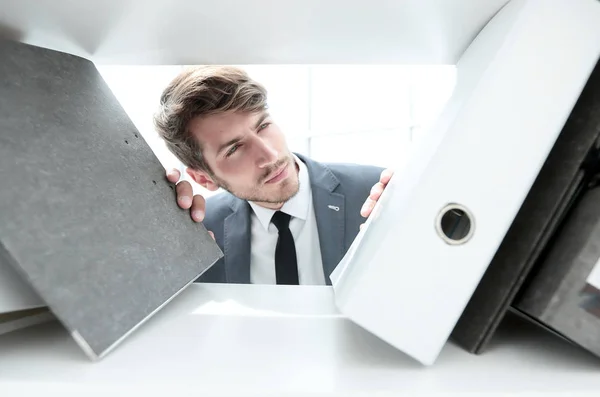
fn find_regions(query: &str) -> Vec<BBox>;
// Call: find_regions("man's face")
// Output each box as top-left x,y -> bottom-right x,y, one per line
187,110 -> 300,206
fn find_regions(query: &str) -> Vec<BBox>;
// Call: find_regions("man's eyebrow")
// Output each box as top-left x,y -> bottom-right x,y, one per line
253,112 -> 270,130
216,113 -> 270,156
217,137 -> 242,156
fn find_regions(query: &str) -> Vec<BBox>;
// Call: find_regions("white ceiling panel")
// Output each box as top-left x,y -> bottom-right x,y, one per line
0,0 -> 510,65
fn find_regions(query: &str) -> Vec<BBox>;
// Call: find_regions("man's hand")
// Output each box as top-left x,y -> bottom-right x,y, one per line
359,169 -> 394,230
166,168 -> 215,240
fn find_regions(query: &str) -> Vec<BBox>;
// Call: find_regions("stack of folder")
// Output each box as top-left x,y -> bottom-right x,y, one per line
0,39 -> 223,360
332,0 -> 600,365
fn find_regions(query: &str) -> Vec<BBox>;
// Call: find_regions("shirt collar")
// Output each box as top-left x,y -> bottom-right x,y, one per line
249,154 -> 311,231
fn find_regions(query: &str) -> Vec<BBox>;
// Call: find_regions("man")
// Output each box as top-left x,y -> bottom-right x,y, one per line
154,65 -> 392,285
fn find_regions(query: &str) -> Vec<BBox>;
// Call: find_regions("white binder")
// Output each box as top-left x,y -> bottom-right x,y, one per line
330,0 -> 600,365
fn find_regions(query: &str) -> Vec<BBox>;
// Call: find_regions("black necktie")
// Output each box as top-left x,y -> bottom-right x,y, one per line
271,211 -> 299,285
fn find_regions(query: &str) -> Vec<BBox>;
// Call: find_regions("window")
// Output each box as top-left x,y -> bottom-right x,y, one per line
97,64 -> 456,196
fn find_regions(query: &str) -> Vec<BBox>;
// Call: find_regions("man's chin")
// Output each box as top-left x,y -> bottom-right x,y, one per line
222,182 -> 298,205
281,183 -> 300,202
257,179 -> 300,205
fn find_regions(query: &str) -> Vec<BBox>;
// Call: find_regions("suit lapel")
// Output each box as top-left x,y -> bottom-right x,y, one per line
223,197 -> 252,283
312,187 -> 345,285
297,154 -> 346,285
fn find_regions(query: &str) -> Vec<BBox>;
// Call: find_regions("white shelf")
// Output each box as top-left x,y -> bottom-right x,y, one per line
0,283 -> 599,396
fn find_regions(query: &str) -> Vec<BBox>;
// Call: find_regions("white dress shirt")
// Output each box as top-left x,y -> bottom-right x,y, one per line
248,155 -> 325,285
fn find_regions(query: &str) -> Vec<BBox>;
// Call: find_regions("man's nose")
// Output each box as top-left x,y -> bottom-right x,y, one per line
255,139 -> 278,168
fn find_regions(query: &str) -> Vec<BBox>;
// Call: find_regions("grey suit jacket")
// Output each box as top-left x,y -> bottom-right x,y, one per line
196,153 -> 383,285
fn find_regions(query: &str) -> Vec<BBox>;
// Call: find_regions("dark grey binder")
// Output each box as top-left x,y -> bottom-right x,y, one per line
450,57 -> 600,354
0,40 -> 223,359
513,185 -> 600,357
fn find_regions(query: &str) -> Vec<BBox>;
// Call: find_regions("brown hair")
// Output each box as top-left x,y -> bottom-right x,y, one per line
153,66 -> 268,172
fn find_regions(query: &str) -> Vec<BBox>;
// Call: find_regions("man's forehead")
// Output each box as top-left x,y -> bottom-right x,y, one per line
188,110 -> 266,148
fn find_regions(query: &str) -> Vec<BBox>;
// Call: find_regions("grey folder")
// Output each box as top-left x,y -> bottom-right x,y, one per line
0,40 -> 223,359
514,184 -> 600,357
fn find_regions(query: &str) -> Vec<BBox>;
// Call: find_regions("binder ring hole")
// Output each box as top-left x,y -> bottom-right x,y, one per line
436,204 -> 474,245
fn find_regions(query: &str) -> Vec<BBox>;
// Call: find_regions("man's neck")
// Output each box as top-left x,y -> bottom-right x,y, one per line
254,201 -> 285,210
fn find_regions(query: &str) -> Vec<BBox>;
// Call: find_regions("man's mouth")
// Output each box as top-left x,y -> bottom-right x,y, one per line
264,163 -> 289,184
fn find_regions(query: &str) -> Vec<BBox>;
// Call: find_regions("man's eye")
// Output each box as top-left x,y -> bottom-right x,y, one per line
226,144 -> 240,157
258,122 -> 270,131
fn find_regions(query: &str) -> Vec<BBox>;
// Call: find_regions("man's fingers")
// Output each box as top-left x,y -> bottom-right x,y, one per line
369,182 -> 385,200
208,231 -> 215,240
168,167 -> 208,224
175,181 -> 193,209
360,170 -> 393,219
380,168 -> 394,185
191,194 -> 206,222
360,223 -> 365,231
166,168 -> 181,184
360,198 -> 376,218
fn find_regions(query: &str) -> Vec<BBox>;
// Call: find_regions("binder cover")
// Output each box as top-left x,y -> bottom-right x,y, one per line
0,242 -> 51,336
330,0 -> 600,365
0,307 -> 54,337
0,40 -> 223,359
513,184 -> 600,357
0,242 -> 45,315
451,58 -> 600,354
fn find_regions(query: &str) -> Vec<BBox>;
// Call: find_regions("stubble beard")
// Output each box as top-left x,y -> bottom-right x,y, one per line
212,155 -> 300,204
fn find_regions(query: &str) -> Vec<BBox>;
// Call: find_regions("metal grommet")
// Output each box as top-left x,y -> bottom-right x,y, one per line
435,203 -> 475,245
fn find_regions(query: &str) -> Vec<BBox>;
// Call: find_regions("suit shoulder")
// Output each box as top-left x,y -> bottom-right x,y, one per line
324,161 -> 384,188
325,161 -> 384,175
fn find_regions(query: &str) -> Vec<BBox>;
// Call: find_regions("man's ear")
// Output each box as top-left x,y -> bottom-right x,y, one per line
187,168 -> 220,191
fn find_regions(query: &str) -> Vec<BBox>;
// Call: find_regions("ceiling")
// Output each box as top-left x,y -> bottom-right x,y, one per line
0,0 -> 510,65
